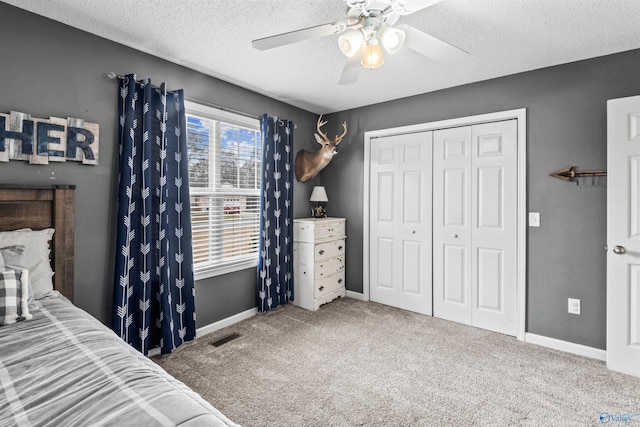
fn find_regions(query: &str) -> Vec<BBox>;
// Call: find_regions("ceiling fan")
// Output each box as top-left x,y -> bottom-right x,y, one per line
251,0 -> 468,85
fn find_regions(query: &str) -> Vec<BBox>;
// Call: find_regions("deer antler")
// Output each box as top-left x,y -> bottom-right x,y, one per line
295,116 -> 349,183
316,114 -> 329,142
335,122 -> 347,145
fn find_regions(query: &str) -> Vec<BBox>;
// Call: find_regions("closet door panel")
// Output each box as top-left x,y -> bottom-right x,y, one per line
371,132 -> 433,315
434,120 -> 517,337
471,120 -> 518,336
433,126 -> 472,324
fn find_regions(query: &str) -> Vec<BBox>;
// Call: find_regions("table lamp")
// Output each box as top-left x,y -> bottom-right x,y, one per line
309,186 -> 328,218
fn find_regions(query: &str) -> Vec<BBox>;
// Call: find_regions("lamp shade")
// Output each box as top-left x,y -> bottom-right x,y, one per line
378,26 -> 406,54
309,186 -> 329,202
338,30 -> 364,57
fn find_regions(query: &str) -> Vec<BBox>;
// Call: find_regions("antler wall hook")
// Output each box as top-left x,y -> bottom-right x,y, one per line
550,166 -> 607,182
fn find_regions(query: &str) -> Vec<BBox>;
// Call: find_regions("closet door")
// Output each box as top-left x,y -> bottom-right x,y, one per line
370,132 -> 433,315
433,120 -> 517,336
433,126 -> 473,325
471,120 -> 517,336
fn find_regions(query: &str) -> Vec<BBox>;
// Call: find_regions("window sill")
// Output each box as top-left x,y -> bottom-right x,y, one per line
194,258 -> 258,281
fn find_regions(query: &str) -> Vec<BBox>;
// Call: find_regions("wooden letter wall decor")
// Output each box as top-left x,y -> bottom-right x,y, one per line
0,111 -> 99,165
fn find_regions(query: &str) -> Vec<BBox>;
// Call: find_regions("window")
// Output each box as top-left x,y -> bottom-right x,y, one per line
185,101 -> 262,279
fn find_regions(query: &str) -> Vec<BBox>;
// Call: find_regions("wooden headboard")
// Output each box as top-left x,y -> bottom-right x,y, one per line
0,184 -> 75,302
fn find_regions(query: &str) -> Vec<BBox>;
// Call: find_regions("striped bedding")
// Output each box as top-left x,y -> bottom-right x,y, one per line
0,297 -> 239,427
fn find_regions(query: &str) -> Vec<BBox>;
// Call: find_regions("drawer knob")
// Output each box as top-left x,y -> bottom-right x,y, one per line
319,249 -> 325,255
319,285 -> 324,291
338,279 -> 343,284
338,245 -> 343,250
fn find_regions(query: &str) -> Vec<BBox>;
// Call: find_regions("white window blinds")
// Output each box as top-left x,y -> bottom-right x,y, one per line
185,101 -> 261,279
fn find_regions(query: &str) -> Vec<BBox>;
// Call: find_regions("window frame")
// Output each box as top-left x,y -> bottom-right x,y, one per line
185,100 -> 262,280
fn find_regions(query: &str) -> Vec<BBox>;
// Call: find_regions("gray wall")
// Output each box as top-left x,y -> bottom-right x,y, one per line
0,3 -> 321,326
4,2 -> 639,351
321,49 -> 640,350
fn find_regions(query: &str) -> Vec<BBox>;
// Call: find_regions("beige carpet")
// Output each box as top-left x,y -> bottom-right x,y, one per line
153,298 -> 640,426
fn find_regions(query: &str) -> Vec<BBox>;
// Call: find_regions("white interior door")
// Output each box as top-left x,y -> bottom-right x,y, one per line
470,120 -> 517,336
370,132 -> 432,315
433,126 -> 473,325
607,95 -> 640,377
433,120 -> 517,336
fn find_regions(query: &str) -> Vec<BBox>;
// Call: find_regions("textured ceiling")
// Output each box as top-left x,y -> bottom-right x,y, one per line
3,0 -> 640,114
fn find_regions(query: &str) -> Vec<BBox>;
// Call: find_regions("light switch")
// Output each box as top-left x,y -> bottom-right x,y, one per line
529,212 -> 540,227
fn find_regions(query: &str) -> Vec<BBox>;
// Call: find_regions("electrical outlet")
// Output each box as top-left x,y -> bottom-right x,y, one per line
568,298 -> 581,315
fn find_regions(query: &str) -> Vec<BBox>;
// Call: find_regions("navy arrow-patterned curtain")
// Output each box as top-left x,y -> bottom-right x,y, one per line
257,115 -> 294,313
112,74 -> 195,355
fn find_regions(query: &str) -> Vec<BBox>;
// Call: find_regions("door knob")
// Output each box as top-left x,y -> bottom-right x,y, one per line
452,234 -> 459,238
613,245 -> 626,255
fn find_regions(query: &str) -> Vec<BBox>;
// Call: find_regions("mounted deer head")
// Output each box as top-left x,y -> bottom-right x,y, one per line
294,115 -> 347,183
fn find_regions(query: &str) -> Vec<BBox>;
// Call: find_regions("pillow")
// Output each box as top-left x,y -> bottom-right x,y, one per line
0,229 -> 55,299
0,245 -> 34,304
0,269 -> 32,326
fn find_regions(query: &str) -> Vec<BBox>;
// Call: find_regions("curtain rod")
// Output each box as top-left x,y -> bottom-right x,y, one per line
106,71 -> 296,127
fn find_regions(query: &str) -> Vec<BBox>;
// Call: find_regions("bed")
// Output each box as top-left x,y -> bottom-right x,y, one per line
0,185 -> 239,427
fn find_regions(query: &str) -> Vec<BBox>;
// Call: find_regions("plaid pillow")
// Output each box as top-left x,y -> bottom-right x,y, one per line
0,229 -> 55,299
0,245 -> 34,304
0,269 -> 32,326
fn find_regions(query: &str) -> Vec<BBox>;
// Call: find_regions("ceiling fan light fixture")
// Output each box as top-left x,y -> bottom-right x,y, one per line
361,38 -> 384,69
378,26 -> 406,54
338,29 -> 364,57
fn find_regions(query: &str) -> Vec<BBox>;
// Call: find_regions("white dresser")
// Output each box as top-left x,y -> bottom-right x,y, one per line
293,218 -> 346,311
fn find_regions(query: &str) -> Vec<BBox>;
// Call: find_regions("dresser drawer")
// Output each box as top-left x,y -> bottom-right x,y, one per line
315,220 -> 345,241
314,271 -> 345,298
314,239 -> 345,261
314,256 -> 345,279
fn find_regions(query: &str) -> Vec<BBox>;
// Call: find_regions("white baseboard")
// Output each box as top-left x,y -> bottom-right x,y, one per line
525,333 -> 606,361
196,307 -> 258,338
341,293 -> 607,363
148,307 -> 258,357
346,290 -> 367,301
151,303 -> 607,365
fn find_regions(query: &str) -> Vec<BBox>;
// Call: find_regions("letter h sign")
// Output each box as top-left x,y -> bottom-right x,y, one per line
0,111 -> 99,165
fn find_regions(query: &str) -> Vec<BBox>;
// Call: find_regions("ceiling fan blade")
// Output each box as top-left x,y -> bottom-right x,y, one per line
398,24 -> 468,61
252,22 -> 347,50
338,55 -> 361,85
